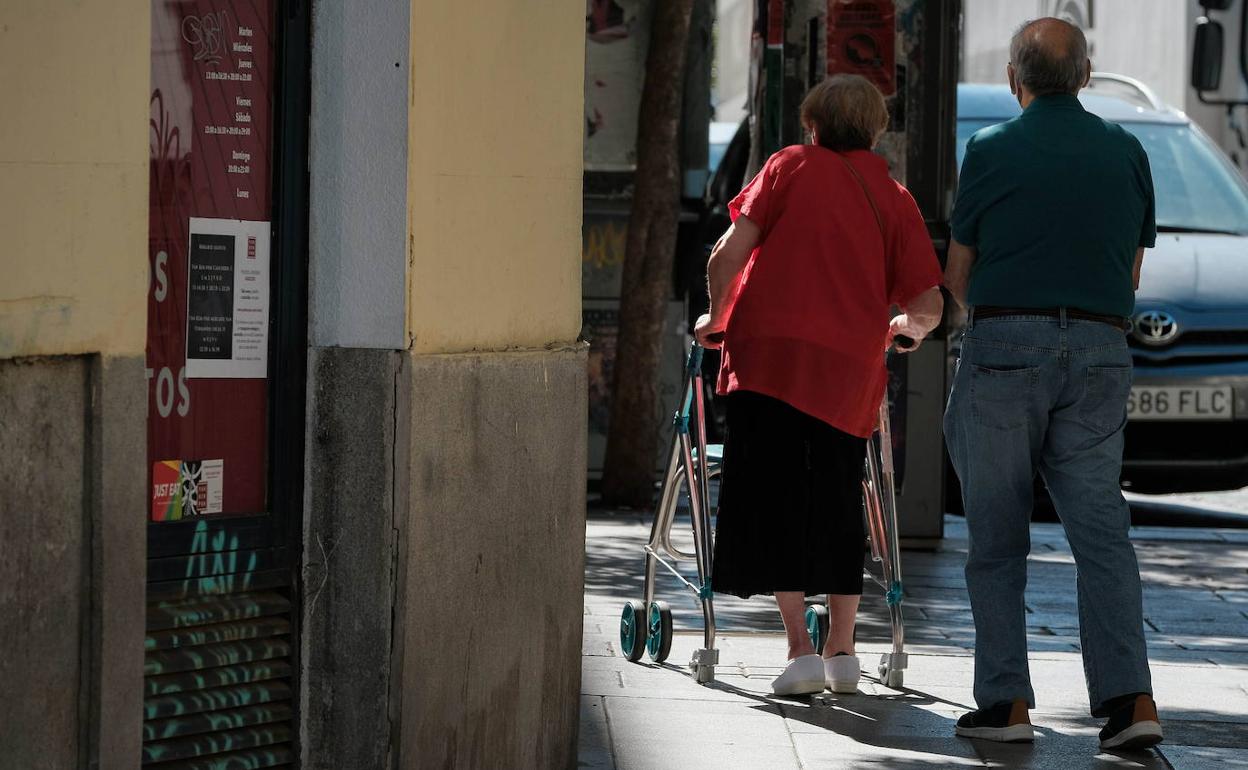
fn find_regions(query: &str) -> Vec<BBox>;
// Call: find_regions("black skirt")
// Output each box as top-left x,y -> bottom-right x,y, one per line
712,390 -> 868,598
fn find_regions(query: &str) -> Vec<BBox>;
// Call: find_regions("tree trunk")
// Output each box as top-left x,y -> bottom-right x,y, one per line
601,0 -> 697,508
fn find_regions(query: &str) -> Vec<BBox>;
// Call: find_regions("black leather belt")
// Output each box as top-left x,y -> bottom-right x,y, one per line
972,305 -> 1130,332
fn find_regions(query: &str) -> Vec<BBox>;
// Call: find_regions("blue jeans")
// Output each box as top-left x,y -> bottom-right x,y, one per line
944,312 -> 1153,716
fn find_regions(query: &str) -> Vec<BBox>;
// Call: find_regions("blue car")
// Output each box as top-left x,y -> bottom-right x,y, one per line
958,76 -> 1248,493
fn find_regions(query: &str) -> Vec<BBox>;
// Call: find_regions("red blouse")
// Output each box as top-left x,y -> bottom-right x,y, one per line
717,145 -> 943,438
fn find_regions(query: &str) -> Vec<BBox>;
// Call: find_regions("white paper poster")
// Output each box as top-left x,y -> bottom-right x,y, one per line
194,459 -> 225,515
185,217 -> 271,378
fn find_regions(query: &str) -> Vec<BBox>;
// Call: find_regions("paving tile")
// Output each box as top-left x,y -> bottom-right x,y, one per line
902,642 -> 977,657
1203,650 -> 1248,667
579,696 -> 616,770
779,694 -> 964,736
1159,745 -> 1248,768
603,695 -> 804,770
604,695 -> 798,748
1130,526 -> 1234,543
581,654 -> 746,703
790,730 -> 984,768
1145,605 -> 1244,624
608,738 -> 803,770
1140,649 -> 1227,668
937,634 -> 1083,653
1149,621 -> 1248,637
974,738 -> 1168,769
1159,719 -> 1248,748
583,639 -> 617,658
1147,633 -> 1248,652
582,514 -> 1248,770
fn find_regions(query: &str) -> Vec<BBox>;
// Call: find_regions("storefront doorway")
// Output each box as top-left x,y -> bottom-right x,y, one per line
143,1 -> 309,765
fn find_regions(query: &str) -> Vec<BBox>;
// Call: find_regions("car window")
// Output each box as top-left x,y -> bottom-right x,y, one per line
955,119 -> 1248,235
707,122 -> 740,175
1126,123 -> 1248,234
955,119 -> 998,168
709,141 -> 728,174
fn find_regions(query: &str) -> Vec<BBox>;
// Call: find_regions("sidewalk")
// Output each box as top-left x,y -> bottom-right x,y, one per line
579,513 -> 1248,769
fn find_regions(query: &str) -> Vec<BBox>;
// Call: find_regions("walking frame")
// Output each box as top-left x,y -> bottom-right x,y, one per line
618,343 -> 908,688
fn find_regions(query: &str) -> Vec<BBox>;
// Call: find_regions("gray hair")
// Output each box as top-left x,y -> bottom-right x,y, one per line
1009,18 -> 1089,96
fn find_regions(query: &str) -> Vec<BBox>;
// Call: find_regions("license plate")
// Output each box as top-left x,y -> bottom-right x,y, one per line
1127,386 -> 1234,421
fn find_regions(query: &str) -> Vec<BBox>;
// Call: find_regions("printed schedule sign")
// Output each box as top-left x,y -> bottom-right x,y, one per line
185,217 -> 270,378
187,232 -> 235,360
148,1 -> 275,520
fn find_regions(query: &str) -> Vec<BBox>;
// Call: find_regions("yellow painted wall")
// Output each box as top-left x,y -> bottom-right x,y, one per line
0,2 -> 149,359
406,1 -> 584,354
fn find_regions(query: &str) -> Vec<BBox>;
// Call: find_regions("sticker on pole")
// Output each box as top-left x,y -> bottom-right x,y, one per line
827,0 -> 896,96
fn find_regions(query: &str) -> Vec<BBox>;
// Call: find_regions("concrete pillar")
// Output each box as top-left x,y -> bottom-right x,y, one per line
304,1 -> 587,767
0,3 -> 150,766
401,16 -> 586,759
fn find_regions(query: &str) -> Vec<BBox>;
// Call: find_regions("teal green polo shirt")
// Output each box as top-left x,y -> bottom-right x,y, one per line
951,93 -> 1156,318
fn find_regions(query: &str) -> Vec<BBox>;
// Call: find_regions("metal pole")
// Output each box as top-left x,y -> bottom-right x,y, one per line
690,368 -> 717,647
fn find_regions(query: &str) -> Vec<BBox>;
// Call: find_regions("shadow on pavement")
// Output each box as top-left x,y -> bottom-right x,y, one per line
708,677 -> 978,767
707,677 -> 1169,769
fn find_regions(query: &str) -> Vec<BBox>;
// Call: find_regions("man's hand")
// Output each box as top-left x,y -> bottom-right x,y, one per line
694,313 -> 726,349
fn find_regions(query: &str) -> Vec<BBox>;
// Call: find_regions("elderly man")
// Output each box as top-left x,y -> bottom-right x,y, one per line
944,18 -> 1162,750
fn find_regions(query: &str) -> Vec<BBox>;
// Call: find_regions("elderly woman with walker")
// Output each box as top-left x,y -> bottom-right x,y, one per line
694,74 -> 945,695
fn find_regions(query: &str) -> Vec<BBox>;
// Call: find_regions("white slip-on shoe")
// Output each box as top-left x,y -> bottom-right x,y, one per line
772,654 -> 826,696
823,654 -> 861,694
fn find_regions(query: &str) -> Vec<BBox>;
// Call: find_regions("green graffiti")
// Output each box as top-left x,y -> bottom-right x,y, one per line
144,638 -> 291,676
180,520 -> 259,596
144,680 -> 291,721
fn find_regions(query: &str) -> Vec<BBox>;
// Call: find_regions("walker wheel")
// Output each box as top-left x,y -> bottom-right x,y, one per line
879,662 -> 904,689
620,600 -> 647,662
646,601 -> 673,663
886,669 -> 904,688
805,605 -> 829,654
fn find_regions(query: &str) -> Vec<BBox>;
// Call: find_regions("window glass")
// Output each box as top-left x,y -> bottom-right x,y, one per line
955,120 -> 1248,235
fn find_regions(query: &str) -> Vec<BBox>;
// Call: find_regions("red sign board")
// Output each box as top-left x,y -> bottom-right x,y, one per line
827,0 -> 896,96
148,1 -> 276,520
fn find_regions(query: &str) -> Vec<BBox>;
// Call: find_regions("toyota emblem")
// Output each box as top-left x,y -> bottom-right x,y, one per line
1132,310 -> 1179,346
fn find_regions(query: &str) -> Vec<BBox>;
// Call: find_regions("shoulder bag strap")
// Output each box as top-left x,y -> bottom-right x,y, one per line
835,152 -> 886,244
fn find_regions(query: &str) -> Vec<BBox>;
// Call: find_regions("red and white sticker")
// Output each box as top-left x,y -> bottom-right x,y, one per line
150,459 -> 224,521
827,0 -> 896,96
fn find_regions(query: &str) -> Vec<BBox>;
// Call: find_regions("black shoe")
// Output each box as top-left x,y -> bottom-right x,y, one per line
955,699 -> 1034,743
1099,694 -> 1163,751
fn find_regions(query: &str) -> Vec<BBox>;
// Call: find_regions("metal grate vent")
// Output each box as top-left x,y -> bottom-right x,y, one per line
143,524 -> 296,769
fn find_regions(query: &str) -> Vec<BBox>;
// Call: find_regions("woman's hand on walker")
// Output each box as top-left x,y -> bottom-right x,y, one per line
694,313 -> 726,349
887,314 -> 925,353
